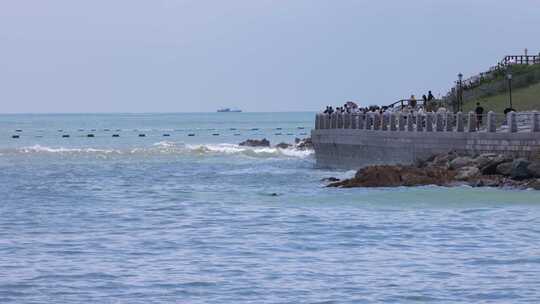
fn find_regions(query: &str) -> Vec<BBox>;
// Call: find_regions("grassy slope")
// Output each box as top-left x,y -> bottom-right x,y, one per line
464,81 -> 540,113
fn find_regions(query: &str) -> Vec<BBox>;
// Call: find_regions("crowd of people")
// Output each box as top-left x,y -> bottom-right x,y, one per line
321,92 -> 493,131
322,90 -> 443,116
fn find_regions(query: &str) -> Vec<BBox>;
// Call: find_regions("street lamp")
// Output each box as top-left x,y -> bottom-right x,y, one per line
507,73 -> 513,109
457,73 -> 463,112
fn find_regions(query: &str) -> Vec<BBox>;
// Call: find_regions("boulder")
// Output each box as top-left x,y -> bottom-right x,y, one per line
275,142 -> 292,149
526,179 -> 540,190
328,165 -> 456,188
295,137 -> 313,150
449,156 -> 474,170
511,158 -> 531,180
321,177 -> 340,182
239,138 -> 270,147
496,162 -> 513,176
431,152 -> 458,168
480,155 -> 511,175
455,166 -> 480,181
473,176 -> 504,187
527,162 -> 540,178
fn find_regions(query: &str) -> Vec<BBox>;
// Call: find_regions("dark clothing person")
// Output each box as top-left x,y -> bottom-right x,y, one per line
427,91 -> 434,101
475,103 -> 484,129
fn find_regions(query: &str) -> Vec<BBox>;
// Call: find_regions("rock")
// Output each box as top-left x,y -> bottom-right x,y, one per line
321,177 -> 340,182
295,137 -> 313,150
527,162 -> 540,178
455,166 -> 480,181
480,155 -> 510,175
496,162 -> 513,176
473,175 -> 503,187
239,138 -> 270,147
328,165 -> 456,188
275,142 -> 292,149
511,158 -> 531,180
526,179 -> 540,190
430,152 -> 457,168
449,157 -> 474,170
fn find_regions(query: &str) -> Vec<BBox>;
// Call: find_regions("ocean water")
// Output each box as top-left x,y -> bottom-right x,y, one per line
1,112 -> 540,303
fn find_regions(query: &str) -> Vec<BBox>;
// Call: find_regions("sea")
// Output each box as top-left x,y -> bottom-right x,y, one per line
1,112 -> 540,303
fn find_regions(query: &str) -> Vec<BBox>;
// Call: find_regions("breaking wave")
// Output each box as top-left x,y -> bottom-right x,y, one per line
3,142 -> 313,159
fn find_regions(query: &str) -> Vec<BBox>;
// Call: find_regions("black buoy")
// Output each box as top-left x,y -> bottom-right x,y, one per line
112,134 -> 120,137
58,130 -> 63,132
275,133 -> 282,135
287,133 -> 293,136
300,132 -> 307,135
188,133 -> 195,137
104,129 -> 110,132
15,129 -> 22,132
234,133 -> 241,136
251,128 -> 259,131
91,129 -> 96,132
62,134 -> 70,138
212,133 -> 220,136
297,127 -> 305,129
115,129 -> 121,132
229,128 -> 237,131
12,135 -> 20,139
87,134 -> 95,138
276,127 -> 282,130
163,134 -> 170,137
138,134 -> 146,137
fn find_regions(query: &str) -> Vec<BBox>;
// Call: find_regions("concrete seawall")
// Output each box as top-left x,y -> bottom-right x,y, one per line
312,111 -> 540,169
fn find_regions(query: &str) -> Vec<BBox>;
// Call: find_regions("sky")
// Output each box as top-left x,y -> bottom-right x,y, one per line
0,0 -> 538,113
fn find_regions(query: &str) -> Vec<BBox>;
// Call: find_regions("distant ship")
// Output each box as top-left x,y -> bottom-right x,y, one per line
217,108 -> 242,113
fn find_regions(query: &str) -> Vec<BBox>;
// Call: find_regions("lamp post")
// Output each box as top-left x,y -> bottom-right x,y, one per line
507,73 -> 513,109
457,73 -> 463,112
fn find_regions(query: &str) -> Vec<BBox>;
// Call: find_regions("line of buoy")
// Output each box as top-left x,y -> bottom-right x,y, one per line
8,130 -> 310,139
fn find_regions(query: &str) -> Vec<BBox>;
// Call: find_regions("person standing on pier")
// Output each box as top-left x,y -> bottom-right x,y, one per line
475,102 -> 484,130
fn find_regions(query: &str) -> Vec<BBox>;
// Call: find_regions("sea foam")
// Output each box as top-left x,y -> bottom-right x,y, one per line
6,142 -> 313,159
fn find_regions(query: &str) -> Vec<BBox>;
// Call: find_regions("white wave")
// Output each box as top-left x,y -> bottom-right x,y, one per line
7,142 -> 313,159
17,145 -> 120,154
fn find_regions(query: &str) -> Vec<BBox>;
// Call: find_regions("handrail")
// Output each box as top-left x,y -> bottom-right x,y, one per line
502,55 -> 540,66
314,111 -> 540,134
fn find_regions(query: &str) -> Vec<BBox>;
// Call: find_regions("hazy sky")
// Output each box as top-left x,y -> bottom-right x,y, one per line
1,0 -> 538,113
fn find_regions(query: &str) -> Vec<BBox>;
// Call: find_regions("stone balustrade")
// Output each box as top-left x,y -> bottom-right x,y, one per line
314,111 -> 540,133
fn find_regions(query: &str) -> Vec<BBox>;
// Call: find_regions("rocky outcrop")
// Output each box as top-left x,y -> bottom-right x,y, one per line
528,162 -> 540,178
327,152 -> 540,190
275,142 -> 292,149
239,138 -> 270,147
295,137 -> 313,150
330,165 -> 456,188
